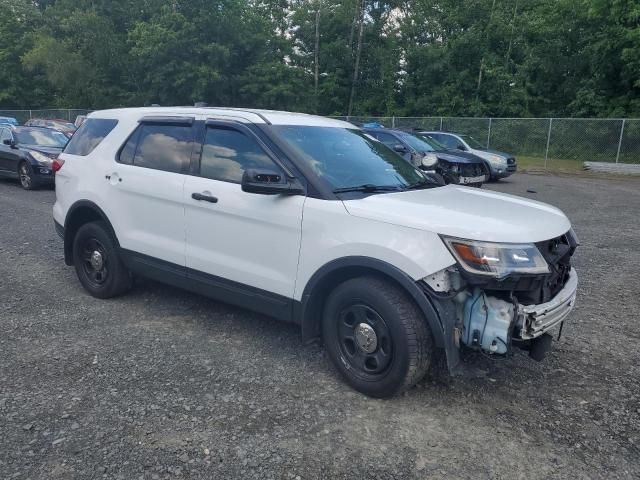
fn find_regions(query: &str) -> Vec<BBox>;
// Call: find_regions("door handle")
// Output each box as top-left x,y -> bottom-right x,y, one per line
192,192 -> 218,203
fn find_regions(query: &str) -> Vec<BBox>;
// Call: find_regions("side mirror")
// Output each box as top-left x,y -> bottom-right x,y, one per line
456,144 -> 466,151
241,168 -> 304,195
3,138 -> 15,147
393,144 -> 408,153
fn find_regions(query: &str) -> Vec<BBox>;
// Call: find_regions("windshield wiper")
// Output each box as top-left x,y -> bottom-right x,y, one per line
333,184 -> 403,194
405,178 -> 440,190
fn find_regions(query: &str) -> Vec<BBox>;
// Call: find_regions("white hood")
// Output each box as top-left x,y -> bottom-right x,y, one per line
342,185 -> 571,243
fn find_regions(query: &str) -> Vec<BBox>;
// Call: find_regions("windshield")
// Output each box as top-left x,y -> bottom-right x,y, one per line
46,121 -> 76,130
416,133 -> 447,150
274,126 -> 434,191
460,134 -> 485,149
15,127 -> 68,147
396,132 -> 436,152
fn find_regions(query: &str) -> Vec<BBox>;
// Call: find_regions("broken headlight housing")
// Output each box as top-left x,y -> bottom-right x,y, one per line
442,236 -> 549,278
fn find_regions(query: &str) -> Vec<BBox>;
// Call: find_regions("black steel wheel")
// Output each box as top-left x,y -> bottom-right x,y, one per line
72,221 -> 132,298
337,304 -> 393,379
79,237 -> 109,289
322,276 -> 433,398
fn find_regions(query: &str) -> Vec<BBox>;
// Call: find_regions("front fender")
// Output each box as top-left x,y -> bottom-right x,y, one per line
296,256 -> 461,374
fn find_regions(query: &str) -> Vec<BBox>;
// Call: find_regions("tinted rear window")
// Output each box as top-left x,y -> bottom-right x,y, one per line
64,118 -> 118,156
118,124 -> 194,173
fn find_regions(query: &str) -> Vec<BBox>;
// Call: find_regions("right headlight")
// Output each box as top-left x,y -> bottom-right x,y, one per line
442,236 -> 549,278
27,150 -> 53,167
421,152 -> 438,168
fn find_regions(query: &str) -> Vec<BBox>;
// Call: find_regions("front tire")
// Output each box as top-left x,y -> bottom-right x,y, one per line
322,276 -> 432,398
72,221 -> 132,299
18,162 -> 38,190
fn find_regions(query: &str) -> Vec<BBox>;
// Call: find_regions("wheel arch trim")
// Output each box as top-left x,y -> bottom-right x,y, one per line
296,256 -> 447,349
63,200 -> 119,266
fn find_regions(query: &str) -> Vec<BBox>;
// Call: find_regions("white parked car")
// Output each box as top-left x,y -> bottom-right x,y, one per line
53,107 -> 578,397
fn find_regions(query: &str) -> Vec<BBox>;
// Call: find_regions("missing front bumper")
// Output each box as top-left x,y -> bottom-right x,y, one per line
516,269 -> 578,340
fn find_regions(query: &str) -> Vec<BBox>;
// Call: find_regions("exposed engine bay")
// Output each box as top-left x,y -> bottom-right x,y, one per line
423,230 -> 578,363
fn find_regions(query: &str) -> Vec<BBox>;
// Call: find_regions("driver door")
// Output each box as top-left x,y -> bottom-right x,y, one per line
0,128 -> 17,172
183,121 -> 305,312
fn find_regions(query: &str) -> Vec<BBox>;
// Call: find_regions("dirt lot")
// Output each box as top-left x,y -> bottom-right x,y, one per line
1,172 -> 639,479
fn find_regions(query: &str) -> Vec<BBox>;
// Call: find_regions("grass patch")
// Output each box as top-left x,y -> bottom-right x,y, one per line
516,156 -> 583,172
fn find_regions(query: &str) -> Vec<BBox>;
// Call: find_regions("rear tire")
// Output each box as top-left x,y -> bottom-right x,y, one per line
72,221 -> 132,299
322,276 -> 432,398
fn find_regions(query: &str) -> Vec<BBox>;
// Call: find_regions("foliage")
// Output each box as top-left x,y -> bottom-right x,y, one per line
0,0 -> 638,116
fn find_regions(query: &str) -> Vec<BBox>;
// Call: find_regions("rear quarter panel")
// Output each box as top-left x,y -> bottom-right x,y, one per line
54,116 -> 138,231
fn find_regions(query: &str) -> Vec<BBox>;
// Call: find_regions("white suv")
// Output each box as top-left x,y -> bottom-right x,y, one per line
53,107 -> 578,397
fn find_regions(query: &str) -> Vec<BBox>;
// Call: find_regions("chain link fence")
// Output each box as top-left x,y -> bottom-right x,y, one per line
2,110 -> 639,170
0,109 -> 92,125
337,116 -> 640,170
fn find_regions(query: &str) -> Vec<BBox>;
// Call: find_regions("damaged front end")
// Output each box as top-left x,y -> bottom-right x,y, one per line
421,230 -> 579,370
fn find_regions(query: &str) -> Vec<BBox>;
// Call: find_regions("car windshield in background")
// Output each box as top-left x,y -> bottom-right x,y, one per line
47,121 -> 76,130
417,134 -> 447,150
274,126 -> 435,191
15,127 -> 68,147
460,134 -> 485,149
396,131 -> 436,152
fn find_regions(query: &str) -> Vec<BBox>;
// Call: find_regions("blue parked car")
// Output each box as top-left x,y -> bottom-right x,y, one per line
0,116 -> 19,126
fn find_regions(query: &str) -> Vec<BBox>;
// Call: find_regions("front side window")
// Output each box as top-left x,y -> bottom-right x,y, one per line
433,134 -> 458,149
15,127 -> 68,147
118,123 -> 194,173
460,134 -> 485,149
0,128 -> 11,142
274,126 -> 431,190
65,118 -> 118,156
199,127 -> 274,183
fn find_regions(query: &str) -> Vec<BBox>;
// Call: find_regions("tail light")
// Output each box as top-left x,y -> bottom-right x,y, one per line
52,159 -> 65,173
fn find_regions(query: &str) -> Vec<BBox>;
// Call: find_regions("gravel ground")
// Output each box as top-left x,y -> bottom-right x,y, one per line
1,172 -> 639,479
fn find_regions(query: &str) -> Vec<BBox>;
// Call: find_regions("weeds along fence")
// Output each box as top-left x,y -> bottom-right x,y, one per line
337,116 -> 640,169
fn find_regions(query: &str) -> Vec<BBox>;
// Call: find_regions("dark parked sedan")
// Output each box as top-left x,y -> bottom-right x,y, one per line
0,125 -> 68,190
363,127 -> 489,187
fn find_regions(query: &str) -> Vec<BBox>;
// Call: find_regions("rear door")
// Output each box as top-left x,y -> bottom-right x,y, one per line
106,117 -> 195,268
183,120 -> 304,309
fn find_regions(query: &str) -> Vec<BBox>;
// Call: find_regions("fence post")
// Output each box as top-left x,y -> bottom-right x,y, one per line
29,109 -> 32,120
615,119 -> 625,163
486,118 -> 492,148
544,118 -> 553,169
391,116 -> 395,128
439,117 -> 443,131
